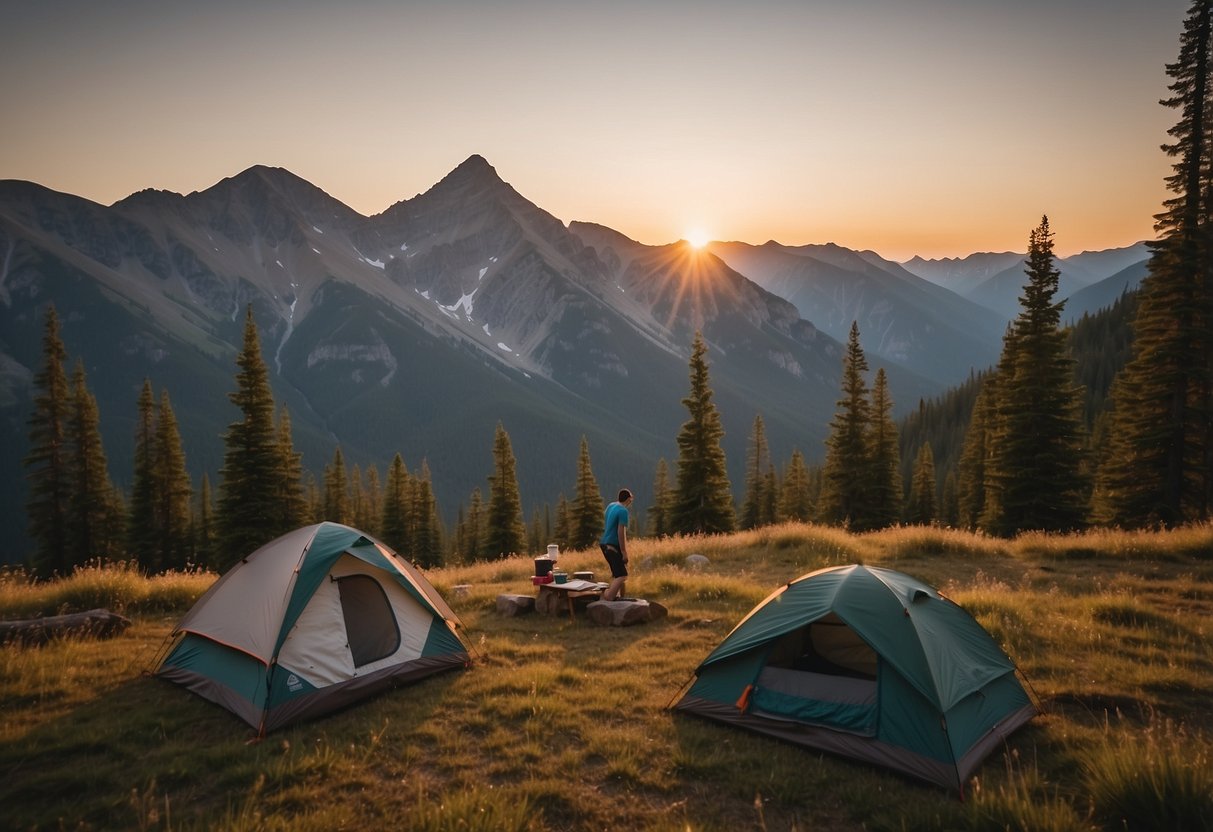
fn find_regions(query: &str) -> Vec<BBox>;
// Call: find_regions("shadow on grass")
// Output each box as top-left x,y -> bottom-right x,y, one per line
0,663 -> 462,830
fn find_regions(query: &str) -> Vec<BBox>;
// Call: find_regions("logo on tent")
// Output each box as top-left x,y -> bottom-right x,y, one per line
287,674 -> 303,692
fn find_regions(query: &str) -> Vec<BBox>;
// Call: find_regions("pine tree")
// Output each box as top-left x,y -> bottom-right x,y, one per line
956,382 -> 996,529
460,488 -> 485,561
553,493 -> 570,550
1097,0 -> 1213,526
218,306 -> 287,562
941,470 -> 960,527
154,390 -> 193,570
982,217 -> 1089,535
381,453 -> 412,553
363,465 -> 382,536
273,408 -> 307,533
569,436 -> 604,549
127,379 -> 158,567
195,474 -> 217,569
780,449 -> 813,522
485,423 -> 526,558
350,463 -> 367,530
740,415 -> 773,530
906,444 -> 938,526
763,468 -> 781,526
866,368 -> 902,530
820,322 -> 872,529
66,362 -> 122,565
528,507 -> 544,553
304,474 -> 322,523
647,458 -> 673,537
24,305 -> 72,575
412,459 -> 443,567
324,446 -> 351,524
671,332 -> 735,534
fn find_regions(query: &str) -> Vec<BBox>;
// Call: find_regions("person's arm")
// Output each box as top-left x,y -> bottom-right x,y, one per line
618,523 -> 628,560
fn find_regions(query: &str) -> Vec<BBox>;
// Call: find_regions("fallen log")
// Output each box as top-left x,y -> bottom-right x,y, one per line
0,608 -> 132,646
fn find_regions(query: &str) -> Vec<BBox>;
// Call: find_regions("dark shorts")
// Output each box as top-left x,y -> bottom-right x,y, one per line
600,544 -> 628,578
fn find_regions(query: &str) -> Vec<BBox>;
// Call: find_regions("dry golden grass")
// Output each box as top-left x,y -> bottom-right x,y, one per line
1,522 -> 1211,830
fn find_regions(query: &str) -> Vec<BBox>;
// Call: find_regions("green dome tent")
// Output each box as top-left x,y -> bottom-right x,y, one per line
673,564 -> 1037,793
155,522 -> 469,734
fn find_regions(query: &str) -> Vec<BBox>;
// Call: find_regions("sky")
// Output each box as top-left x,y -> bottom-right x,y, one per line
0,0 -> 1190,261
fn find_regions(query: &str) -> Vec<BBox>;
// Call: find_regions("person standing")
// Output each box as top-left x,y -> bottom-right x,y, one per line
599,488 -> 633,601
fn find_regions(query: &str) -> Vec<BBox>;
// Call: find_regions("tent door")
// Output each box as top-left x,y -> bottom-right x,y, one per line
337,575 -> 401,668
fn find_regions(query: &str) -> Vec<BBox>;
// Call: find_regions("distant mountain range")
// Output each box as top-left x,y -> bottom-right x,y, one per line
0,156 -> 1150,560
902,242 -> 1151,321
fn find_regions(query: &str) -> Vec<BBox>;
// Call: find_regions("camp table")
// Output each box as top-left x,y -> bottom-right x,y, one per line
536,579 -> 608,620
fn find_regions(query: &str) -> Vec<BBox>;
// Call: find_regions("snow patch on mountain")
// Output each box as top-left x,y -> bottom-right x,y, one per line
305,337 -> 398,387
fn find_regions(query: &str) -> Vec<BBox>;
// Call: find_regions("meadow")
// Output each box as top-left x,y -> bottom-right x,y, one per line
1,522 -> 1211,831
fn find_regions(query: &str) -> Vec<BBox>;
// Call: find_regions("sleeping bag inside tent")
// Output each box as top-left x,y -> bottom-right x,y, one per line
155,522 -> 469,733
673,564 -> 1036,792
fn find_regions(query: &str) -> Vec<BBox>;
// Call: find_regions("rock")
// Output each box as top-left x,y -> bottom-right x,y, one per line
587,599 -> 668,627
452,584 -> 471,598
685,554 -> 710,568
495,594 -> 535,616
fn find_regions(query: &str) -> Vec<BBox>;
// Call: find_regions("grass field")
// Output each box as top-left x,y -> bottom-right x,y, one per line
1,522 -> 1211,831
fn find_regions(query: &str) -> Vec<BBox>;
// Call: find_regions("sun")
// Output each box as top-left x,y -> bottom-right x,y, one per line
685,229 -> 711,249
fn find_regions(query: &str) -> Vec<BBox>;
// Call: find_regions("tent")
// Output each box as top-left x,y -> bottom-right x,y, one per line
672,564 -> 1036,793
155,522 -> 470,733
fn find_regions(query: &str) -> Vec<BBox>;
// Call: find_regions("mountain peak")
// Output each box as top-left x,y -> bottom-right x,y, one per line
434,154 -> 505,191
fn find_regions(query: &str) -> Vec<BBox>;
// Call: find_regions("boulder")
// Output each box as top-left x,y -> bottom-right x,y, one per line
587,599 -> 668,627
495,594 -> 535,617
685,554 -> 710,568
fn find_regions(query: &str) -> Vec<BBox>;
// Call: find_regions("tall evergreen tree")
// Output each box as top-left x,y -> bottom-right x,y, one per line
671,332 -> 735,534
127,379 -> 158,566
363,465 -> 382,536
570,436 -> 605,549
195,474 -> 217,569
820,322 -> 872,529
66,362 -> 122,565
218,306 -> 286,562
780,449 -> 813,522
24,305 -> 72,575
941,470 -> 960,528
485,423 -> 526,558
956,382 -> 996,529
273,407 -> 307,533
465,488 -> 485,561
350,463 -> 367,530
981,217 -> 1089,535
412,459 -> 443,567
762,467 -> 781,526
154,390 -> 193,570
324,446 -> 351,524
553,493 -> 570,550
740,415 -> 774,530
866,368 -> 902,530
647,458 -> 674,537
1097,0 -> 1213,526
381,453 -> 413,553
906,443 -> 938,526
528,506 -> 544,554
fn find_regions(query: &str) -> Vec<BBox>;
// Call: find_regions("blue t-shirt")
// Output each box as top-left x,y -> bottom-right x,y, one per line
600,501 -> 630,546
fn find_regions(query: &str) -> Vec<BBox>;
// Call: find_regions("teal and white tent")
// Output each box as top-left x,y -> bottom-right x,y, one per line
673,564 -> 1036,793
156,522 -> 469,733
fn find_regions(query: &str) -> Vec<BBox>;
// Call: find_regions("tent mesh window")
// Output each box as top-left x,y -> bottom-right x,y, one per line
337,575 -> 402,668
767,613 -> 878,680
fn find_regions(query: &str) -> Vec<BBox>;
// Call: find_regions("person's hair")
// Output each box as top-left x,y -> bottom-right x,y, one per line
618,488 -> 633,503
